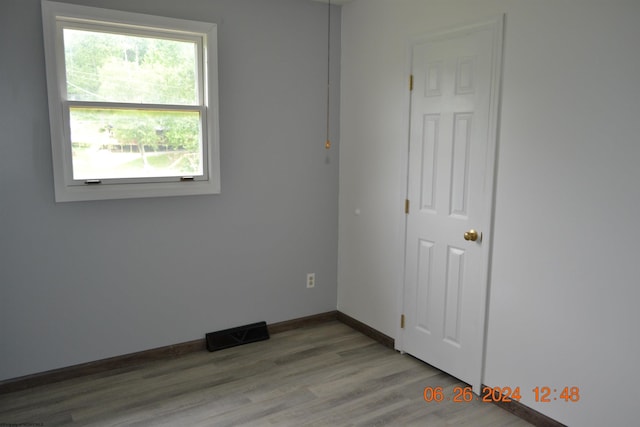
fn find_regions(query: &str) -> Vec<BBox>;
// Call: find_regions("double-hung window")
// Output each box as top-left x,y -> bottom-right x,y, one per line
41,1 -> 220,202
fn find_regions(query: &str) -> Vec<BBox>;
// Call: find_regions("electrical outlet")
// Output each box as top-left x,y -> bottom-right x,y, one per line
306,273 -> 315,288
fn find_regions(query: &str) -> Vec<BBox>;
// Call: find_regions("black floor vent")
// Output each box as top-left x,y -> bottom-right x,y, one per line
205,321 -> 270,352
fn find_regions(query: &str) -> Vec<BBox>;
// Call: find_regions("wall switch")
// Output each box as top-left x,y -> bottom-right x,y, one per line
306,273 -> 315,288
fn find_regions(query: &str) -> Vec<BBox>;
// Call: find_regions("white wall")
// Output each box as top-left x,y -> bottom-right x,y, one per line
0,0 -> 341,381
337,1 -> 640,426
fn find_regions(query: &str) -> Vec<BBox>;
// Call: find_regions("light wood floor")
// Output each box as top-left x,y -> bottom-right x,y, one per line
0,321 -> 532,426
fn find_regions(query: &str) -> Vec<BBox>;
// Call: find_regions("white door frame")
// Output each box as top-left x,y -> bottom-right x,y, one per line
396,15 -> 505,393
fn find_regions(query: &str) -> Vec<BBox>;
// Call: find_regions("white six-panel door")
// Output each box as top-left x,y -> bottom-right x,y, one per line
402,17 -> 503,393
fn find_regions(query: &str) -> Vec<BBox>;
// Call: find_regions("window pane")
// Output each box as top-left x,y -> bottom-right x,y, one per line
70,108 -> 203,180
63,29 -> 198,105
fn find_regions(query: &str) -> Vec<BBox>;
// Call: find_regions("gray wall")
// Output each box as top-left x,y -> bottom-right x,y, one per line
0,0 -> 341,381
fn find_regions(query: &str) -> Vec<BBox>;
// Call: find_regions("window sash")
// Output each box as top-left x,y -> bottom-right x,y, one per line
56,20 -> 206,106
54,21 -> 208,185
62,102 -> 209,185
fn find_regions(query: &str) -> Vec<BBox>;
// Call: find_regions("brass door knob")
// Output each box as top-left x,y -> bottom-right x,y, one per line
464,229 -> 479,241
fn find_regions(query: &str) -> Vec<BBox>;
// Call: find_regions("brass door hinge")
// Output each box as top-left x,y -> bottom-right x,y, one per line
409,74 -> 414,91
405,199 -> 410,214
401,314 -> 405,329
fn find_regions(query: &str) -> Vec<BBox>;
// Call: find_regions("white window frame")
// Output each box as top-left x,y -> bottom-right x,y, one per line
41,1 -> 220,202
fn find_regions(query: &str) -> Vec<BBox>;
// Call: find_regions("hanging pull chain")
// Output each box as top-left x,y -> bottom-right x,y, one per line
325,0 -> 331,150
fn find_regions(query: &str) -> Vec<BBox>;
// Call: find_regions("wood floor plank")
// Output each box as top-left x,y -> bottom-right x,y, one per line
0,321 -> 532,426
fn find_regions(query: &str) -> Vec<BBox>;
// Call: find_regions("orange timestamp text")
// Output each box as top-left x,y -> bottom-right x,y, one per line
423,386 -> 580,403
